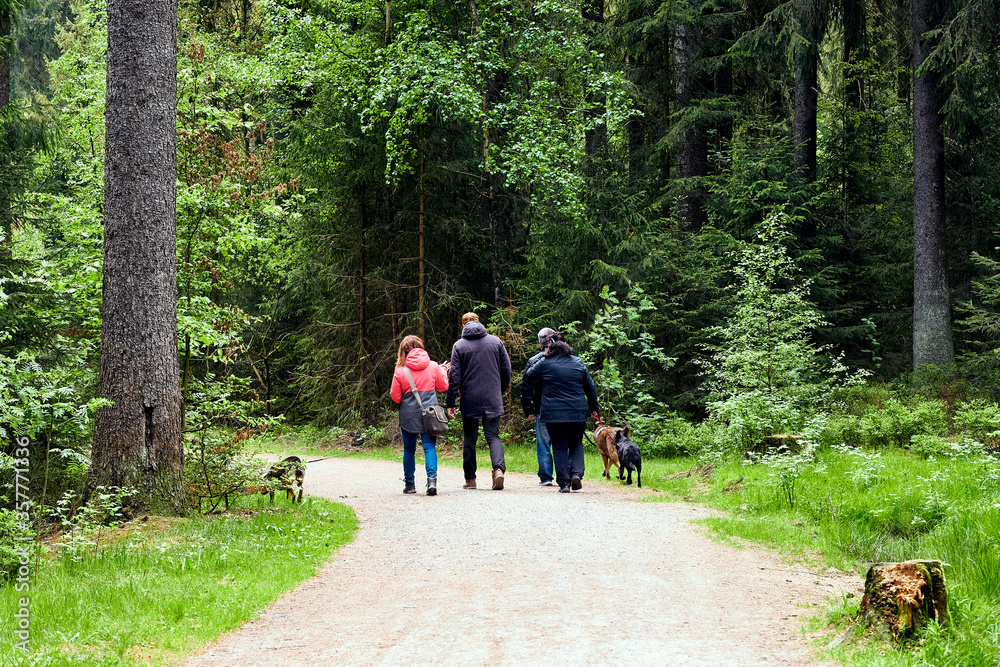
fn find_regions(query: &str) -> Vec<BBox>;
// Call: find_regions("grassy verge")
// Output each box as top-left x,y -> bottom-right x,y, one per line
255,423 -> 1000,666
1,493 -> 357,666
646,448 -> 1000,666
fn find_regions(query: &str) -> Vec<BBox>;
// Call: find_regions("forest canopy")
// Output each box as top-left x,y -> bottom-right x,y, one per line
1,0 -> 1000,441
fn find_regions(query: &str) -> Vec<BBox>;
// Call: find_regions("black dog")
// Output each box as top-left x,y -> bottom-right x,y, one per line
261,456 -> 306,503
614,431 -> 642,488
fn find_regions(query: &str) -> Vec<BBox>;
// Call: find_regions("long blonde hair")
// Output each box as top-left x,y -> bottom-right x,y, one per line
396,335 -> 425,367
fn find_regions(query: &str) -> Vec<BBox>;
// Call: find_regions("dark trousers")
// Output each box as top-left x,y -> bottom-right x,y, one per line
547,421 -> 586,487
462,416 -> 505,480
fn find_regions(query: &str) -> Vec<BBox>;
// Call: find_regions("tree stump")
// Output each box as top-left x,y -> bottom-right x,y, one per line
860,560 -> 948,640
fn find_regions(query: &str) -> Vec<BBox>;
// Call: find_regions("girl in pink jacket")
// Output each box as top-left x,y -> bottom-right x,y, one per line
390,335 -> 449,495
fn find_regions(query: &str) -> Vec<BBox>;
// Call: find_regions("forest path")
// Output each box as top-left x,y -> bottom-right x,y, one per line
188,457 -> 858,666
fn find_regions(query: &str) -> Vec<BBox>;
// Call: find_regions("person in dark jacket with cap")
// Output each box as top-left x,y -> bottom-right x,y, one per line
524,327 -> 557,485
446,313 -> 512,490
520,331 -> 600,492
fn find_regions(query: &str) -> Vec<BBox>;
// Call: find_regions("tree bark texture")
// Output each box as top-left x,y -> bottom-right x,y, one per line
793,45 -> 818,182
843,0 -> 865,111
91,0 -> 185,515
583,0 -> 606,156
675,20 -> 708,232
861,560 -> 948,640
1,10 -> 10,256
911,0 -> 954,368
0,10 -> 9,109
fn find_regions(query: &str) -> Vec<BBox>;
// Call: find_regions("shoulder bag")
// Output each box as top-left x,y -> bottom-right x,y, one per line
403,367 -> 450,436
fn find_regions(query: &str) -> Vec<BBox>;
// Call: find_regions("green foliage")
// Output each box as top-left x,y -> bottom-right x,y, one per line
0,502 -> 35,582
953,399 -> 1000,449
564,285 -> 673,419
183,430 -> 269,515
44,485 -> 135,561
699,212 -> 863,452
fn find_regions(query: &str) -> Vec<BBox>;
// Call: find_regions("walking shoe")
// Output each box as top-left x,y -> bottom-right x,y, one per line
558,485 -> 570,493
570,476 -> 582,491
492,468 -> 505,490
427,477 -> 437,496
538,479 -> 554,486
463,478 -> 477,489
403,480 -> 416,494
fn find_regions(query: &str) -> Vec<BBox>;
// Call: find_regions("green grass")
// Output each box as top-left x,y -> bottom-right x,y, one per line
1,493 -> 358,666
254,423 -> 1000,666
639,448 -> 1000,667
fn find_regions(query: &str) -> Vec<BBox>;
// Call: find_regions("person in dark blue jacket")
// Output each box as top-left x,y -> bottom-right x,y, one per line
520,331 -> 600,492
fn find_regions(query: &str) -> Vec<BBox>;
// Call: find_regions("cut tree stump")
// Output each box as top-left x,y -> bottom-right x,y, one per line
860,560 -> 948,640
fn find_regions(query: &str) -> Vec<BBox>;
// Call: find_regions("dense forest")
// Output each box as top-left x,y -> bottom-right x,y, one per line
2,0 -> 1000,483
5,2 -> 1000,663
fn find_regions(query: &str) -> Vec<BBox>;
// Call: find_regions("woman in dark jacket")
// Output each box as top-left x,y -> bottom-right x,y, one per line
520,332 -> 600,492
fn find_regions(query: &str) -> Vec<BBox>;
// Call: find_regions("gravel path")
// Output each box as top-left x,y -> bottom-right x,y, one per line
188,457 -> 859,666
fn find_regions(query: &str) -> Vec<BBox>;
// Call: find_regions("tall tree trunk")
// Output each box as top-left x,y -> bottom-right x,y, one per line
713,24 -> 733,155
385,0 -> 392,45
628,113 -> 644,183
675,19 -> 708,232
90,0 -> 186,516
359,185 -> 368,357
418,136 -> 426,341
843,0 -> 865,111
793,44 -> 818,182
1,9 -> 11,257
0,9 -> 8,110
583,0 -> 606,156
911,0 -> 954,367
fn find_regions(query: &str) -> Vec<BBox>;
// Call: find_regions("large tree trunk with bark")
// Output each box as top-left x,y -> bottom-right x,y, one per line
0,9 -> 9,109
1,9 -> 10,257
843,0 -> 865,111
911,0 -> 954,368
793,44 -> 818,183
675,19 -> 708,232
583,0 -> 606,157
90,0 -> 186,516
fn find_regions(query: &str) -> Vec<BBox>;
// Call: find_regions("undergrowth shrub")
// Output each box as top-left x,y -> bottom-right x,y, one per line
630,413 -> 715,458
698,213 -> 866,454
953,399 -> 1000,450
184,429 -> 269,514
0,506 -> 35,582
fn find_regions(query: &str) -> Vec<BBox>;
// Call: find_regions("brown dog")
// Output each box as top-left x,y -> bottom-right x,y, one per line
261,456 -> 306,503
594,425 -> 628,479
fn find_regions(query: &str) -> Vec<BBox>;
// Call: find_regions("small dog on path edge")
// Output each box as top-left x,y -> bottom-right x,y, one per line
614,431 -> 642,488
593,425 -> 625,480
261,456 -> 306,503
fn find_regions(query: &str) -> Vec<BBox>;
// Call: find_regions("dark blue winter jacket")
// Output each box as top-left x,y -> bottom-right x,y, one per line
520,353 -> 600,423
445,321 -> 512,419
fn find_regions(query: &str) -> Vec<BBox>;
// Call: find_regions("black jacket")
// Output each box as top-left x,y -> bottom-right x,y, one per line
445,321 -> 512,419
520,353 -> 600,423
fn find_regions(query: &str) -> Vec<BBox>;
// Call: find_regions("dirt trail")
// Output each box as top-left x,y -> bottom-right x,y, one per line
188,457 -> 859,666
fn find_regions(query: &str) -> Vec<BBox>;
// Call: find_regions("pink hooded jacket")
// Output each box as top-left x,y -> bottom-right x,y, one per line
390,348 -> 449,402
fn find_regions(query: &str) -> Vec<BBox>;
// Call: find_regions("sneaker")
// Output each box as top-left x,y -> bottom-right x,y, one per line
492,469 -> 505,490
463,479 -> 477,489
570,476 -> 582,491
558,485 -> 570,493
538,479 -> 554,486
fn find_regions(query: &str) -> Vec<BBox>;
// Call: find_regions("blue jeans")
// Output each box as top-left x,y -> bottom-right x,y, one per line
535,420 -> 553,483
401,429 -> 438,482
